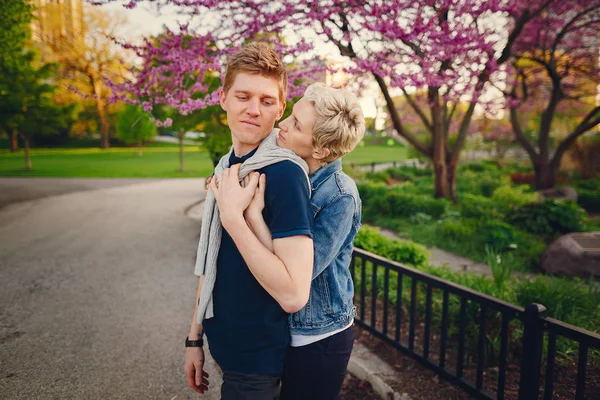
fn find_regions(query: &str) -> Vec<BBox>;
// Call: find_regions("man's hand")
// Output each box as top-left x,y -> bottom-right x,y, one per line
209,163 -> 260,229
184,347 -> 210,394
244,173 -> 266,220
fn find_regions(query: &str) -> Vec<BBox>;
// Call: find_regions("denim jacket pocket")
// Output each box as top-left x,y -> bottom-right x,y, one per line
317,273 -> 333,313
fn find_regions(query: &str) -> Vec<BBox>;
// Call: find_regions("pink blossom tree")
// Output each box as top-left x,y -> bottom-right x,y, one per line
93,0 -> 560,199
508,0 -> 600,189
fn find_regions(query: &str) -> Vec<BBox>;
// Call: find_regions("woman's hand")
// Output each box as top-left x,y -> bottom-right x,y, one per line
244,173 -> 266,220
209,164 -> 260,229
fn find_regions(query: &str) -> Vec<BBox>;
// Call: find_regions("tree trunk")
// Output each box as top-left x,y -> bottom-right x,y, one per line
93,79 -> 110,149
9,128 -> 19,152
137,141 -> 142,157
22,134 -> 32,171
446,159 -> 458,202
179,132 -> 185,172
430,88 -> 451,199
534,161 -> 556,190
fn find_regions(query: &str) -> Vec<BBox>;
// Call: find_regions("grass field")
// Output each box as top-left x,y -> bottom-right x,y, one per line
0,139 -> 410,178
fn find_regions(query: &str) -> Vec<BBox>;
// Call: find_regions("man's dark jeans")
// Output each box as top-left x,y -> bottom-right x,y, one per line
221,370 -> 281,400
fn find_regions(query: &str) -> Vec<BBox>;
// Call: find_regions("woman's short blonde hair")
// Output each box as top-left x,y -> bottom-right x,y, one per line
303,83 -> 365,164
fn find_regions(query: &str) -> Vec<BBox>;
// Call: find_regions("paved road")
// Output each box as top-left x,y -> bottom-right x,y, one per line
0,178 -> 221,399
0,178 -> 162,211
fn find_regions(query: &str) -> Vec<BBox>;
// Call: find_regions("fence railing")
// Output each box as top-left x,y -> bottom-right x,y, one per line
351,248 -> 600,400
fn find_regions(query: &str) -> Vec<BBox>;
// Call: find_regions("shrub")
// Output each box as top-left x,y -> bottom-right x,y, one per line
460,194 -> 503,219
408,212 -> 433,224
574,178 -> 600,191
507,199 -> 588,237
576,188 -> 600,213
476,220 -> 523,252
490,184 -> 537,212
354,226 -> 430,267
356,182 -> 388,204
364,189 -> 450,219
514,276 -> 600,336
438,219 -> 477,241
363,170 -> 391,184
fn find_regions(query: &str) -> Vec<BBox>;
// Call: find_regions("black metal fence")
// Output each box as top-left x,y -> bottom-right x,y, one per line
351,248 -> 600,400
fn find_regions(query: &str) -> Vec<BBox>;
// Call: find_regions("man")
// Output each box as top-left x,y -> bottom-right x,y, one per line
184,43 -> 314,400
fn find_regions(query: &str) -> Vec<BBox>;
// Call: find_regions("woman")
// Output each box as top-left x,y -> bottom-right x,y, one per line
214,82 -> 365,399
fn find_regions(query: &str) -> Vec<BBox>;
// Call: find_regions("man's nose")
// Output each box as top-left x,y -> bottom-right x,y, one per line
246,98 -> 260,116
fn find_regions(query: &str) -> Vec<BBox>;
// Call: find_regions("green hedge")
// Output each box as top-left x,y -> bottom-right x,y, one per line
507,198 -> 588,237
358,184 -> 450,220
354,226 -> 429,267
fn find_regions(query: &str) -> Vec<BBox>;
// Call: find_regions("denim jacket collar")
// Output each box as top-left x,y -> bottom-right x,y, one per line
310,159 -> 343,191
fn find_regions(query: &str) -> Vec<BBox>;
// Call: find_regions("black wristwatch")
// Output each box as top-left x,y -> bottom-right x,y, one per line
185,336 -> 204,348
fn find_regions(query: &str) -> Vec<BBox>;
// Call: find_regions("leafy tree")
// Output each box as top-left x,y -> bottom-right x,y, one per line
508,0 -> 600,189
0,0 -> 33,152
34,3 -> 129,148
117,104 -> 157,156
0,53 -> 76,170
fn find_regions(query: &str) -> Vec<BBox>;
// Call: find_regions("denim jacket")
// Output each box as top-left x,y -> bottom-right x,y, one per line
289,159 -> 361,335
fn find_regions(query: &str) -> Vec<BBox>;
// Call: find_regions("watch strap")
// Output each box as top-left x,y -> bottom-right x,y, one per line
185,336 -> 204,348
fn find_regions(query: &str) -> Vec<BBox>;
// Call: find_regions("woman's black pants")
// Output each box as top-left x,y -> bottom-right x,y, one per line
280,325 -> 355,400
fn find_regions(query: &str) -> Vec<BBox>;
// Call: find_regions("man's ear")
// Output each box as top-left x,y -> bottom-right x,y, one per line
219,89 -> 227,111
277,101 -> 286,120
313,147 -> 330,161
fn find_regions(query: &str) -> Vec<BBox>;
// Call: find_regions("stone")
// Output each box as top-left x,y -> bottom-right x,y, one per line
537,186 -> 578,202
540,232 -> 600,278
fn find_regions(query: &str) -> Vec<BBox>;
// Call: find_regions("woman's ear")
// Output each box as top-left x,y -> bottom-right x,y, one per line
313,147 -> 330,160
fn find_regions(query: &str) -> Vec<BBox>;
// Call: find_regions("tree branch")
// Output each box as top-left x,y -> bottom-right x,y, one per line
552,106 -> 600,169
510,101 -> 539,162
399,87 -> 433,133
372,73 -> 430,156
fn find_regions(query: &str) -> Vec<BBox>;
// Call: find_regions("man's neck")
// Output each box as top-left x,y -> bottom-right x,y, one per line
232,142 -> 260,158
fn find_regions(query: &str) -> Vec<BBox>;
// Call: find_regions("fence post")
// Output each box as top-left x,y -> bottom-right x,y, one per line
371,162 -> 376,173
518,303 -> 547,400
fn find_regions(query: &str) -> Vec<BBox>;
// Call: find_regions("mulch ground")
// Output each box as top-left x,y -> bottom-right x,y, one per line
340,372 -> 381,400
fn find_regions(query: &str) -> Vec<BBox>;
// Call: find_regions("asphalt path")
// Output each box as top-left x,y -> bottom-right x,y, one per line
0,178 -> 221,399
0,178 -> 162,211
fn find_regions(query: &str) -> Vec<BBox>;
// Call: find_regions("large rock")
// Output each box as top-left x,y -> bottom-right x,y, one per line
540,232 -> 600,278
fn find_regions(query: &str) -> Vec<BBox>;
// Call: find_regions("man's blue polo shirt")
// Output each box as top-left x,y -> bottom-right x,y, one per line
202,148 -> 313,375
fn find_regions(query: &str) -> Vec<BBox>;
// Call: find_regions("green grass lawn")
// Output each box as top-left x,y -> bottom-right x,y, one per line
0,141 -> 410,178
0,145 -> 214,178
342,144 -> 410,165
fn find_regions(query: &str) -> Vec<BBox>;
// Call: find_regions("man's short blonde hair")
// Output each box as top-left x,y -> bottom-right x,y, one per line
223,42 -> 288,103
303,83 -> 365,163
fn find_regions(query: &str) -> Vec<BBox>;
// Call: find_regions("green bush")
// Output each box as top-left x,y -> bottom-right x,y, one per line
490,184 -> 537,211
476,220 -> 523,252
354,226 -> 430,267
460,194 -> 503,219
577,188 -> 600,214
361,187 -> 450,220
507,199 -> 588,237
438,219 -> 477,241
574,178 -> 600,191
408,212 -> 433,224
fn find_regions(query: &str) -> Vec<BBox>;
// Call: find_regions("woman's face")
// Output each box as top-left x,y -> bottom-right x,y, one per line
276,98 -> 317,160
